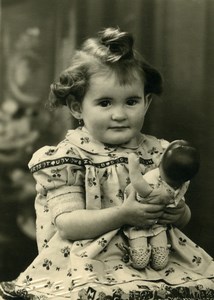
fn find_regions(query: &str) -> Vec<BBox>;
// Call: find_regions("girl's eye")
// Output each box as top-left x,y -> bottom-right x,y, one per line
98,99 -> 111,107
126,98 -> 140,106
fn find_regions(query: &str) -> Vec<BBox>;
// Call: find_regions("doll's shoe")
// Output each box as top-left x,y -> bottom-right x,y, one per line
151,246 -> 169,270
130,246 -> 151,270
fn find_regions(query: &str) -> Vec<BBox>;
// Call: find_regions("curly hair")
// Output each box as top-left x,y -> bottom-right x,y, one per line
48,27 -> 163,108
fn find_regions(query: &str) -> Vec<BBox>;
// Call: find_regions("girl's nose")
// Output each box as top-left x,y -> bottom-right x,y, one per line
111,107 -> 127,121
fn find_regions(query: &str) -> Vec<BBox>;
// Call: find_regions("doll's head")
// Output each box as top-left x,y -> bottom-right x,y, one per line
160,140 -> 200,187
48,27 -> 163,108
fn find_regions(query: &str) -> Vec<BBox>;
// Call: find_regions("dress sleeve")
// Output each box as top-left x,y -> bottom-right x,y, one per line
28,144 -> 85,222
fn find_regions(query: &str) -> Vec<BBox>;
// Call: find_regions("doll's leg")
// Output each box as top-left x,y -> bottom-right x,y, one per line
149,230 -> 169,270
129,236 -> 151,270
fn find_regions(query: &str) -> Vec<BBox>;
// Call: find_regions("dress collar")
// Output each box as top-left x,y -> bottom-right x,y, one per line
65,127 -> 146,155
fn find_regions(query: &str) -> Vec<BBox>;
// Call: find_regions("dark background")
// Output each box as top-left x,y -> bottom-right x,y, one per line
0,0 -> 213,280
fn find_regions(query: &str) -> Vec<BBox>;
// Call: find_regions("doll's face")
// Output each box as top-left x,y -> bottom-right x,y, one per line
73,72 -> 151,147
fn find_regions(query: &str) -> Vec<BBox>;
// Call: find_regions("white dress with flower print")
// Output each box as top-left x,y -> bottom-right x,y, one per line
3,127 -> 213,300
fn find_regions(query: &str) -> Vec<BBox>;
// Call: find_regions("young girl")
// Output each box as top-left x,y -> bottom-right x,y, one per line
1,27 -> 213,300
125,140 -> 200,271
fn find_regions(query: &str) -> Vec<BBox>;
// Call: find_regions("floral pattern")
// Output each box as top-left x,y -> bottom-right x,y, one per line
0,127 -> 213,299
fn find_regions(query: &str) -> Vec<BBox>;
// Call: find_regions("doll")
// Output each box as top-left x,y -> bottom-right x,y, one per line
126,139 -> 200,270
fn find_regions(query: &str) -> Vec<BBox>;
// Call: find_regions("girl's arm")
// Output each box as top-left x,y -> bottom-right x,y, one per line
55,188 -> 165,240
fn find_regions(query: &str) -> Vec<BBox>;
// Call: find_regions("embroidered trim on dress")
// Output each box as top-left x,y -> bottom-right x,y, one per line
30,156 -> 154,173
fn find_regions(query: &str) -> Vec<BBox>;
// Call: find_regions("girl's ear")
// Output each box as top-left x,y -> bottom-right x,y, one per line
66,96 -> 82,120
144,93 -> 152,115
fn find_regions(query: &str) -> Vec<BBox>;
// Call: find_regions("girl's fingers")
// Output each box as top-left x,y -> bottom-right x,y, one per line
158,219 -> 170,224
159,212 -> 180,224
142,209 -> 164,219
146,219 -> 159,226
164,207 -> 184,215
144,204 -> 164,212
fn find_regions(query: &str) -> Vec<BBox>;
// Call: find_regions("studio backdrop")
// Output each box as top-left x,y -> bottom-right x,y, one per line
0,0 -> 213,280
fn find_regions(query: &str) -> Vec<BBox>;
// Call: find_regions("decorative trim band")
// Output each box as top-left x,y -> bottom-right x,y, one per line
30,156 -> 154,173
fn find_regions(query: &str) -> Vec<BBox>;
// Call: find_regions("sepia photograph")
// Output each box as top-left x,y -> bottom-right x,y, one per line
0,0 -> 214,299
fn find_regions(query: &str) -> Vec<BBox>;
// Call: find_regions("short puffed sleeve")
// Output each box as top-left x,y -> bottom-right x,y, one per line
28,143 -> 85,222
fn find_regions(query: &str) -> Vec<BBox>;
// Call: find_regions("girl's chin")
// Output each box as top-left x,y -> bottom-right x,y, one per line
98,132 -> 140,147
103,138 -> 137,147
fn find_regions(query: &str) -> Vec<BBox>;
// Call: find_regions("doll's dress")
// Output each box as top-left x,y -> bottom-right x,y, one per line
124,168 -> 190,241
1,127 -> 213,300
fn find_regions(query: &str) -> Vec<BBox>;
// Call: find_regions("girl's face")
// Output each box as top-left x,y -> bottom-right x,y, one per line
73,72 -> 150,147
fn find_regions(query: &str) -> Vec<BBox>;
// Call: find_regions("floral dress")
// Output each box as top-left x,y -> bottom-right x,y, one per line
1,127 -> 213,300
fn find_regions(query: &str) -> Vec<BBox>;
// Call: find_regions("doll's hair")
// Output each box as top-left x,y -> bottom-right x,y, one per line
161,140 -> 200,183
48,27 -> 163,108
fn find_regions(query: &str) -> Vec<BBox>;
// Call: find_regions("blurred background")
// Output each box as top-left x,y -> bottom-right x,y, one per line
0,0 -> 213,281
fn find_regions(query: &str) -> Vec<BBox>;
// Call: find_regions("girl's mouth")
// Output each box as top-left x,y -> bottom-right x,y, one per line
109,126 -> 129,130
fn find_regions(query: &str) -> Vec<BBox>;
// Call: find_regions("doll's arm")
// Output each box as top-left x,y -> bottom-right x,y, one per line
128,153 -> 153,198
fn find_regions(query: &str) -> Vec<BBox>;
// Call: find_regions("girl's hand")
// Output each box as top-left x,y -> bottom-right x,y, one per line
158,199 -> 191,228
122,185 -> 165,228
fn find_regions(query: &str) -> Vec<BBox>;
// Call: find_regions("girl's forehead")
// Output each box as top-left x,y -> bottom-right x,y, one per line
90,68 -> 144,86
86,71 -> 145,98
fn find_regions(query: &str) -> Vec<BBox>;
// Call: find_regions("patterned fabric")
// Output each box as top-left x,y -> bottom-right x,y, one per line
0,127 -> 213,299
143,167 -> 190,207
124,168 -> 189,240
1,279 -> 214,300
